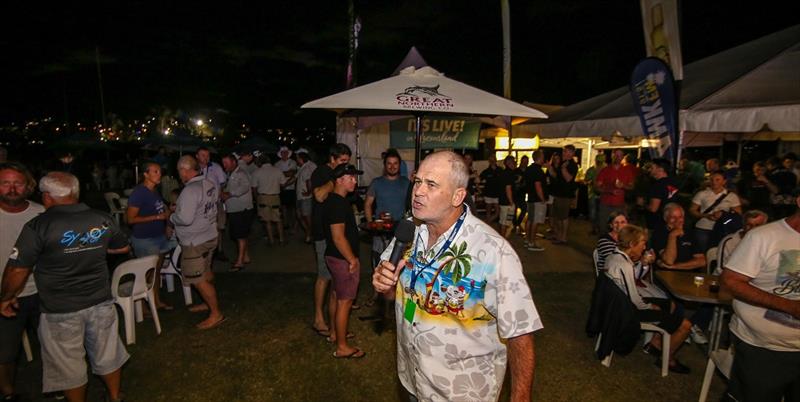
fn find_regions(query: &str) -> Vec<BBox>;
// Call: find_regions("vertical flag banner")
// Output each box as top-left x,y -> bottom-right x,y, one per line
640,0 -> 683,80
630,57 -> 678,163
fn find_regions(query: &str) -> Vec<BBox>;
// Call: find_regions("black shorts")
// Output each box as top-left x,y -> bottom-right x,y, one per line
228,209 -> 254,240
0,294 -> 39,363
280,189 -> 296,207
636,297 -> 683,333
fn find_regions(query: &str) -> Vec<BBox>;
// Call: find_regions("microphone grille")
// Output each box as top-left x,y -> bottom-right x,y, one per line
394,219 -> 416,243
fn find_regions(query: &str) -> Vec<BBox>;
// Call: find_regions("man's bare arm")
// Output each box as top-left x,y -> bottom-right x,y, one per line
313,181 -> 333,203
0,266 -> 31,302
507,333 -> 535,402
721,269 -> 800,318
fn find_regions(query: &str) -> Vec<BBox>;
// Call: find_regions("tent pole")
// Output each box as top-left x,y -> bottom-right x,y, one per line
414,114 -> 423,168
736,134 -> 743,165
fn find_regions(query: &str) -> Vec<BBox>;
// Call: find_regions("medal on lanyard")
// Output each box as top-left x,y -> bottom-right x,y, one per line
403,209 -> 467,324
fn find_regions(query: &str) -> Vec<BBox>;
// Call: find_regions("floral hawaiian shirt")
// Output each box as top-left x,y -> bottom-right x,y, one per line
381,208 -> 542,402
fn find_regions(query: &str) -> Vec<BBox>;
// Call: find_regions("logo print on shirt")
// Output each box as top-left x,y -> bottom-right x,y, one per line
61,223 -> 110,248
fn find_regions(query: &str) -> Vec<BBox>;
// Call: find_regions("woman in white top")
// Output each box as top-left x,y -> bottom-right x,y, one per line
604,225 -> 693,374
689,170 -> 741,252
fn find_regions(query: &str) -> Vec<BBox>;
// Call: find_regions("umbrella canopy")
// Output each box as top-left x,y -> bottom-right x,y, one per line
302,65 -> 547,164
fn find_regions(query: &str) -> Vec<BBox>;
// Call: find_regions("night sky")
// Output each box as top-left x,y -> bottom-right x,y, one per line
1,1 -> 796,129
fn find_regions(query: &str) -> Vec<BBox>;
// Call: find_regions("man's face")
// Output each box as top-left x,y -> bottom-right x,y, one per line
464,154 -> 473,166
196,150 -> 210,165
753,164 -> 767,176
612,150 -> 624,164
666,208 -> 685,230
178,168 -> 192,184
240,154 -> 254,165
784,158 -> 795,170
562,147 -> 574,160
329,154 -> 351,167
706,160 -> 719,172
338,174 -> 357,193
650,165 -> 663,179
743,215 -> 767,233
222,157 -> 237,172
385,156 -> 400,177
143,165 -> 162,185
280,150 -> 290,161
504,157 -> 516,169
709,173 -> 726,192
0,169 -> 29,206
412,156 -> 459,222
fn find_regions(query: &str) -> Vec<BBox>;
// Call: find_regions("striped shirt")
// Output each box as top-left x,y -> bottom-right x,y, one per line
595,233 -> 617,271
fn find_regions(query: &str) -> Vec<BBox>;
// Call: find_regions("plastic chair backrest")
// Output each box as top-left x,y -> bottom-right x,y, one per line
162,244 -> 182,273
111,255 -> 159,298
104,192 -> 122,212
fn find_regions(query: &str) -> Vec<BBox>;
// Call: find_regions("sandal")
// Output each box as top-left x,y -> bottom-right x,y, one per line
333,348 -> 366,359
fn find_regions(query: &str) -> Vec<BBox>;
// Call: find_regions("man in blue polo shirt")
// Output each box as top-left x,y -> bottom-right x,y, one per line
1,172 -> 130,402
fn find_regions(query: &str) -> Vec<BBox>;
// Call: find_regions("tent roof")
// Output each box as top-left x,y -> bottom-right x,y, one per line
523,24 -> 800,137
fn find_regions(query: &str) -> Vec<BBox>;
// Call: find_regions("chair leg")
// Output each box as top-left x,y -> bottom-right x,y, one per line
595,333 -> 602,352
182,285 -> 193,306
21,331 -> 33,362
123,300 -> 136,345
660,332 -> 671,377
134,300 -> 144,323
698,357 -> 716,402
163,274 -> 176,292
601,352 -> 613,367
147,290 -> 162,335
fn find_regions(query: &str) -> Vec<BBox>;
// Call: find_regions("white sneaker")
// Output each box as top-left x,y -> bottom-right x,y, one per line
527,245 -> 545,252
690,325 -> 708,345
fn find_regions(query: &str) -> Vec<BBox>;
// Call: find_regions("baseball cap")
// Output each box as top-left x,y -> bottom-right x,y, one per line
331,164 -> 363,179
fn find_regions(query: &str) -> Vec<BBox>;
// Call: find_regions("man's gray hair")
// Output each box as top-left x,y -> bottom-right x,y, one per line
177,155 -> 199,171
427,151 -> 469,189
743,209 -> 768,221
662,202 -> 683,220
39,171 -> 80,199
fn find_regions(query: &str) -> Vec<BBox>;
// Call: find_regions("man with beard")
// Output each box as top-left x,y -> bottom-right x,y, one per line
0,162 -> 45,401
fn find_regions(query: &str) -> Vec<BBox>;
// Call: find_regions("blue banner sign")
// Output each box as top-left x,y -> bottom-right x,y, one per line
390,117 -> 480,149
629,57 -> 678,163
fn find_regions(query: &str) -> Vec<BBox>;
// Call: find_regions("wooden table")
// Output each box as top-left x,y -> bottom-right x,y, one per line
655,271 -> 732,352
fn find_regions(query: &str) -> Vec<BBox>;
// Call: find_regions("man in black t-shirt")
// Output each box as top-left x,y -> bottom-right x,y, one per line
479,156 -> 502,224
550,145 -> 579,244
498,156 -> 517,237
322,164 -> 366,358
1,172 -> 130,402
309,143 -> 351,338
524,150 -> 548,251
646,158 -> 679,233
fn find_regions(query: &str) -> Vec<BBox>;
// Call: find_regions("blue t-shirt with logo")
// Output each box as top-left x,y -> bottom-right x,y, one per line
367,176 -> 410,221
128,184 -> 166,239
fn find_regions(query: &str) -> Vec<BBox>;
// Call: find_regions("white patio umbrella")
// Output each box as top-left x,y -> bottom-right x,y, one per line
302,65 -> 547,166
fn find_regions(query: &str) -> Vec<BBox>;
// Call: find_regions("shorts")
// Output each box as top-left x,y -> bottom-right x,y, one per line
257,194 -> 282,222
131,235 -> 176,257
498,205 -> 515,226
39,300 -> 129,393
180,238 -> 218,285
325,256 -> 360,300
636,298 -> 683,333
216,201 -> 227,230
296,198 -> 312,217
484,197 -> 499,205
0,295 -> 39,364
228,209 -> 254,240
727,335 -> 800,402
551,196 -> 572,219
280,189 -> 296,207
315,240 -> 331,280
528,202 -> 547,224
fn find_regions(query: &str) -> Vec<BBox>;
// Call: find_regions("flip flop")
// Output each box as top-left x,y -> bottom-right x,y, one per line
312,326 -> 331,337
197,316 -> 227,330
229,264 -> 245,272
333,348 -> 366,359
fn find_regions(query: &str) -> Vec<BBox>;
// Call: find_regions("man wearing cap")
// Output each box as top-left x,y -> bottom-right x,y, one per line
276,147 -> 298,236
295,149 -> 316,244
323,164 -> 365,358
251,154 -> 287,245
310,143 -> 351,337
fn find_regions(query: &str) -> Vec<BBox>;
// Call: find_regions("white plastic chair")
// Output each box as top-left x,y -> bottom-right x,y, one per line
698,346 -> 734,402
104,192 -> 125,225
111,255 -> 161,345
160,245 -> 193,306
705,246 -> 718,275
592,249 -> 600,277
596,323 -> 672,377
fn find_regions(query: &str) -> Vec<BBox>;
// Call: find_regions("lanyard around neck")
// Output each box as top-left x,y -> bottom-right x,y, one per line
409,209 -> 467,289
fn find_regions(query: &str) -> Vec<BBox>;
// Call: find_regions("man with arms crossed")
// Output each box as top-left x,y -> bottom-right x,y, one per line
721,189 -> 800,402
374,151 -> 542,402
1,172 -> 130,402
171,156 -> 226,330
0,162 -> 44,401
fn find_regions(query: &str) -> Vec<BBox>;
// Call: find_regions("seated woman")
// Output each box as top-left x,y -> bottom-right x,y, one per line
605,225 -> 692,374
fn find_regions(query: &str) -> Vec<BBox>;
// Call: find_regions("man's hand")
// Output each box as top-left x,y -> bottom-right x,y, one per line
373,259 -> 405,294
348,258 -> 360,274
0,298 -> 19,318
668,227 -> 684,238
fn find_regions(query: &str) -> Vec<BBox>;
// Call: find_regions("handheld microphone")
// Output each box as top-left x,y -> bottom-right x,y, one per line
388,220 -> 416,269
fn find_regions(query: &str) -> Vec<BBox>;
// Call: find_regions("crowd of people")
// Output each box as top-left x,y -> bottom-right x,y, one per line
0,140 -> 797,401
